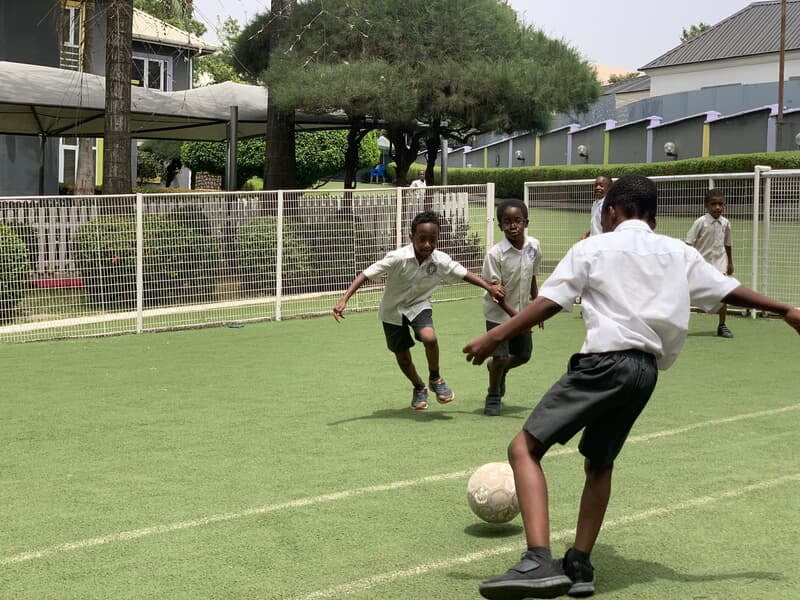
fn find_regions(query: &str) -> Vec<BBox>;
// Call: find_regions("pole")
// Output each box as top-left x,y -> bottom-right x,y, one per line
777,0 -> 787,149
226,106 -> 239,191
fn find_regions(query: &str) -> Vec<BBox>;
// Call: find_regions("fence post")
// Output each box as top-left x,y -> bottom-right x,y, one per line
487,182 -> 495,249
276,190 -> 284,321
751,166 -> 771,318
395,187 -> 403,249
135,193 -> 144,334
762,175 -> 772,296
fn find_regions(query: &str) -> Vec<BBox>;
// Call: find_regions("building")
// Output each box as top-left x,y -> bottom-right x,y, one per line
0,1 -> 217,195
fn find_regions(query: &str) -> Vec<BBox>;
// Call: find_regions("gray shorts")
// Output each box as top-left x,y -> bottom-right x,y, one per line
486,320 -> 532,362
382,309 -> 434,353
524,350 -> 658,467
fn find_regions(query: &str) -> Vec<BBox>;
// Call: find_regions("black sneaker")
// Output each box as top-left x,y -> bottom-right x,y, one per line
479,550 -> 572,599
717,324 -> 733,338
484,393 -> 502,416
562,548 -> 595,597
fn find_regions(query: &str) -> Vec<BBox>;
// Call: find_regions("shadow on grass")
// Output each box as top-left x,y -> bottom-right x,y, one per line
445,543 -> 783,589
327,403 -> 530,425
688,331 -> 722,337
463,522 -> 523,538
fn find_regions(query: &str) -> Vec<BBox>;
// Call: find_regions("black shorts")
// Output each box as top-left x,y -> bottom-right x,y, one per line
382,309 -> 434,353
524,350 -> 658,467
485,320 -> 532,362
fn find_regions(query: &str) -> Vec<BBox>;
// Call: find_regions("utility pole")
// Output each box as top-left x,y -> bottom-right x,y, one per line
104,0 -> 133,195
777,0 -> 787,149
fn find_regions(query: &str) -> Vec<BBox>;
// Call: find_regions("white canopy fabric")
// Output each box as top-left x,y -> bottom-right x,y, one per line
0,61 -> 349,141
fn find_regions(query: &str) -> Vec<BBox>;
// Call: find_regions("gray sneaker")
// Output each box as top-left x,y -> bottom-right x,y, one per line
563,548 -> 596,597
429,377 -> 454,404
717,324 -> 734,338
411,387 -> 428,410
479,550 -> 572,599
484,393 -> 502,416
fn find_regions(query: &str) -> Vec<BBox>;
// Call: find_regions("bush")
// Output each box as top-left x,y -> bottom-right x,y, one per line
2,220 -> 38,269
233,216 -> 314,295
242,176 -> 263,191
445,150 -> 800,198
0,222 -> 29,323
166,204 -> 213,237
72,215 -> 220,310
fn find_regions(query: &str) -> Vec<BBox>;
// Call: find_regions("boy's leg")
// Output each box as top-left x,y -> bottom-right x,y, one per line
414,317 -> 455,403
574,459 -> 613,553
393,350 -> 424,387
383,320 -> 428,409
717,304 -> 733,337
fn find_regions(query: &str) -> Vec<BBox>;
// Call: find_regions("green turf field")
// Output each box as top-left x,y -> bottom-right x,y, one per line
2,300 -> 798,599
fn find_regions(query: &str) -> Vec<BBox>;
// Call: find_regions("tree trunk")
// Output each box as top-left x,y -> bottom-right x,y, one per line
386,126 -> 422,186
264,0 -> 296,190
75,0 -> 96,196
343,120 -> 368,190
103,0 -> 133,196
424,134 -> 440,187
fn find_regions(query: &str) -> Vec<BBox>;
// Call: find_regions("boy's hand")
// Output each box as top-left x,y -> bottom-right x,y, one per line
332,301 -> 347,322
463,332 -> 500,365
489,283 -> 505,302
785,307 -> 800,334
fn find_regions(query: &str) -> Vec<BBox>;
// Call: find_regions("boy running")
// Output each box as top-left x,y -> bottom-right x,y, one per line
334,211 -> 504,410
463,175 -> 800,599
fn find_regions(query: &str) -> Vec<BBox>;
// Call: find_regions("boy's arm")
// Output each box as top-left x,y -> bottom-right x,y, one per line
332,273 -> 368,322
530,275 -> 544,329
463,271 -> 505,302
722,286 -> 800,333
464,296 -> 562,364
725,245 -> 733,275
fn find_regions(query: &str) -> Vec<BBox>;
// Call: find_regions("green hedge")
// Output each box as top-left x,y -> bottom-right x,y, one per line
0,222 -> 29,323
233,217 -> 314,295
444,150 -> 800,198
72,215 -> 220,310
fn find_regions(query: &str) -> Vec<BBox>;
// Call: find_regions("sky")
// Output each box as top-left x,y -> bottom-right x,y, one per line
190,0 -> 743,71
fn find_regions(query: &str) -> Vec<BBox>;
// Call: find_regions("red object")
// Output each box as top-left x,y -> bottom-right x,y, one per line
35,278 -> 84,289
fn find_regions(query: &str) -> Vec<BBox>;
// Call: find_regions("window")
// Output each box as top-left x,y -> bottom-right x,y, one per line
59,137 -> 98,185
131,55 -> 172,91
60,2 -> 83,70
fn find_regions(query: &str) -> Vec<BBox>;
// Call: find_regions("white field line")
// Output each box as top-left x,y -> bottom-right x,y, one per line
1,403 -> 798,567
293,473 -> 800,600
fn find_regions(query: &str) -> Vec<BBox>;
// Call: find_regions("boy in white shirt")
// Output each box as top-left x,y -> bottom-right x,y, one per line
464,175 -> 800,599
482,199 -> 542,416
409,170 -> 427,188
580,175 -> 612,239
686,189 -> 734,337
334,211 -> 504,410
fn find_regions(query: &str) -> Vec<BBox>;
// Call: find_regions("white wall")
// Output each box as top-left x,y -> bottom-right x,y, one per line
648,51 -> 800,96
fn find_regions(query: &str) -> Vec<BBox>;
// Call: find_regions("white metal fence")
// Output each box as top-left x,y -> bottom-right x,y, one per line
0,184 -> 494,342
524,167 -> 800,312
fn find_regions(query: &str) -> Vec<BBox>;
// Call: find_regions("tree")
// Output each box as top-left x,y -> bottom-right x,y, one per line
75,0 -> 96,195
134,0 -> 206,35
681,22 -> 711,43
257,0 -> 599,185
607,72 -> 641,85
193,17 -> 243,85
104,0 -> 134,195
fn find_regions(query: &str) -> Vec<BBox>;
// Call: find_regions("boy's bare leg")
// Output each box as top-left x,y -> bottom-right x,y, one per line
417,326 -> 439,373
394,350 -> 424,386
719,303 -> 728,325
573,460 -> 613,553
508,430 -> 551,548
488,356 -> 509,394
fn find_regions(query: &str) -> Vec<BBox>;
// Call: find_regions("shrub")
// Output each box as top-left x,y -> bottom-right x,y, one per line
445,150 -> 800,198
72,215 -> 220,310
166,204 -> 214,237
242,176 -> 263,191
233,216 -> 314,295
0,222 -> 30,323
2,220 -> 38,269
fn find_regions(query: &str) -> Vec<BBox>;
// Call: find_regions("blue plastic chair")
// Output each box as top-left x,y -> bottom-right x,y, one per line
369,163 -> 387,183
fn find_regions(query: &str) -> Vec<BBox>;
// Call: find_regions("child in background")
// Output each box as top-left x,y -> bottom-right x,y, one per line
482,199 -> 542,416
334,211 -> 504,410
686,188 -> 735,337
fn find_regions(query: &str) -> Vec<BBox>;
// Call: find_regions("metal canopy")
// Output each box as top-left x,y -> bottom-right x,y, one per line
0,60 -> 350,141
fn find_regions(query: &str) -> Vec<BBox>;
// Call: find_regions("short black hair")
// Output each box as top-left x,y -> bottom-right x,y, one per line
410,211 -> 441,233
596,174 -> 613,184
496,199 -> 528,223
604,174 -> 657,222
705,188 -> 726,202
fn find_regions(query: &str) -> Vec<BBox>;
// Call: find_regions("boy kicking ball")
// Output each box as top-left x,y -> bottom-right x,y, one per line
464,175 -> 800,599
334,211 -> 504,410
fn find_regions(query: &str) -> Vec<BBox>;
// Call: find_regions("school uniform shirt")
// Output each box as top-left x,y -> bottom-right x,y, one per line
409,179 -> 426,188
589,197 -> 605,236
685,213 -> 732,273
538,219 -> 740,370
482,236 -> 542,323
363,244 -> 468,326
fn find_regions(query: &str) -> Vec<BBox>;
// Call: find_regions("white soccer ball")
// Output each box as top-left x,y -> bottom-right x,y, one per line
466,462 -> 519,523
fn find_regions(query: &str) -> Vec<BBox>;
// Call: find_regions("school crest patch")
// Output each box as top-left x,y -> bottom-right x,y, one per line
426,262 -> 438,275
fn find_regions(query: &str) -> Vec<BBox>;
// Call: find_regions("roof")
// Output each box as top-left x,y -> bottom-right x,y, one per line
602,75 -> 651,95
132,8 -> 218,55
640,0 -> 800,70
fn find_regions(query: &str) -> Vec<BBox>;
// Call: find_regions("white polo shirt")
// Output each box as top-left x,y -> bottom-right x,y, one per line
482,236 -> 542,323
363,244 -> 468,325
589,197 -> 605,236
686,213 -> 732,273
539,220 -> 740,370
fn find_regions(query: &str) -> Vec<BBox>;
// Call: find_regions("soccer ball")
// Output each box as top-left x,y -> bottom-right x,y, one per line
466,462 -> 519,523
